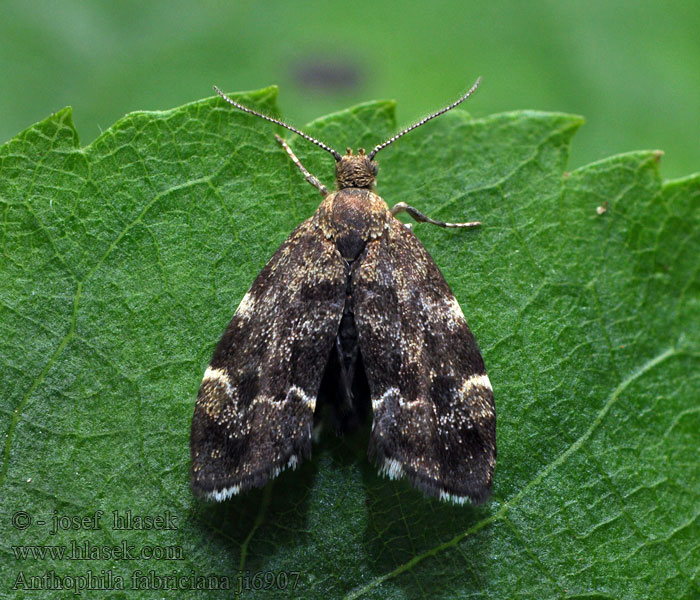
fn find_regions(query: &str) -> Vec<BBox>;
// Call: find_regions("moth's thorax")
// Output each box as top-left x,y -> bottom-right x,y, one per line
315,188 -> 389,261
335,149 -> 378,190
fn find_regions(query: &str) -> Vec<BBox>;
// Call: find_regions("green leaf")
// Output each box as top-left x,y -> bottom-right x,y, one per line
1,87 -> 698,599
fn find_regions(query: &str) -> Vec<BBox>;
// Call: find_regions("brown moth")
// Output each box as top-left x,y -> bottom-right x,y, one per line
190,79 -> 495,504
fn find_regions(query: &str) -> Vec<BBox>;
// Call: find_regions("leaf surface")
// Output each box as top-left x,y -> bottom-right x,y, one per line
1,88 -> 698,599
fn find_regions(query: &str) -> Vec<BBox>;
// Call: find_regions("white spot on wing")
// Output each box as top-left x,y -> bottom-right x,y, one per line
248,386 -> 315,411
288,385 -> 316,411
202,366 -> 234,397
446,296 -> 466,322
207,484 -> 241,502
459,373 -> 494,419
461,373 -> 492,393
250,394 -> 274,407
439,489 -> 469,505
236,291 -> 255,316
207,454 -> 301,502
203,366 -> 230,383
379,458 -> 404,480
372,387 -> 399,412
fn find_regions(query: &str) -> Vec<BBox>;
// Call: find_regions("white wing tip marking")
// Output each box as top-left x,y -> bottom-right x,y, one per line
206,455 -> 300,502
439,490 -> 469,505
379,458 -> 404,480
207,484 -> 241,502
377,461 -> 471,505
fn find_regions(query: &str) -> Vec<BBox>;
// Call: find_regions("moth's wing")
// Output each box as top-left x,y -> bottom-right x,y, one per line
190,217 -> 346,500
353,218 -> 496,505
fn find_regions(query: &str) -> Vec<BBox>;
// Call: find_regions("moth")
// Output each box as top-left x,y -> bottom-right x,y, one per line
190,78 -> 496,505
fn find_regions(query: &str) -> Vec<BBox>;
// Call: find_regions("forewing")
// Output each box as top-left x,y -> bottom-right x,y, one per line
190,217 -> 347,500
353,218 -> 496,504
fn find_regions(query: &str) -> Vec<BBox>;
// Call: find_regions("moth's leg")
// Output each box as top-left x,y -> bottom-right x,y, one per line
275,134 -> 329,197
391,201 -> 481,229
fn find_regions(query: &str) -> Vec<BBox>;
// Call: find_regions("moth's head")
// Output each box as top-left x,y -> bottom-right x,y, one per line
335,148 -> 378,190
213,78 -> 482,192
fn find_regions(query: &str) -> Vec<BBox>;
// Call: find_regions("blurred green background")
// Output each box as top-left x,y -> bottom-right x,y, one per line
2,0 -> 698,178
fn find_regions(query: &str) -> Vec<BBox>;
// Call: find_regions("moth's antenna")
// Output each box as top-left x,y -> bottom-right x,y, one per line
368,77 -> 482,160
213,86 -> 343,162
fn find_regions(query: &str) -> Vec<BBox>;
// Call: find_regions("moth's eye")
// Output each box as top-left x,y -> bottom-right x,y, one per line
371,163 -> 378,176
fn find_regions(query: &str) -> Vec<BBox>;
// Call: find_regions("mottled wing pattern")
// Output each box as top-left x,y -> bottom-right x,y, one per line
190,217 -> 347,500
353,217 -> 496,504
